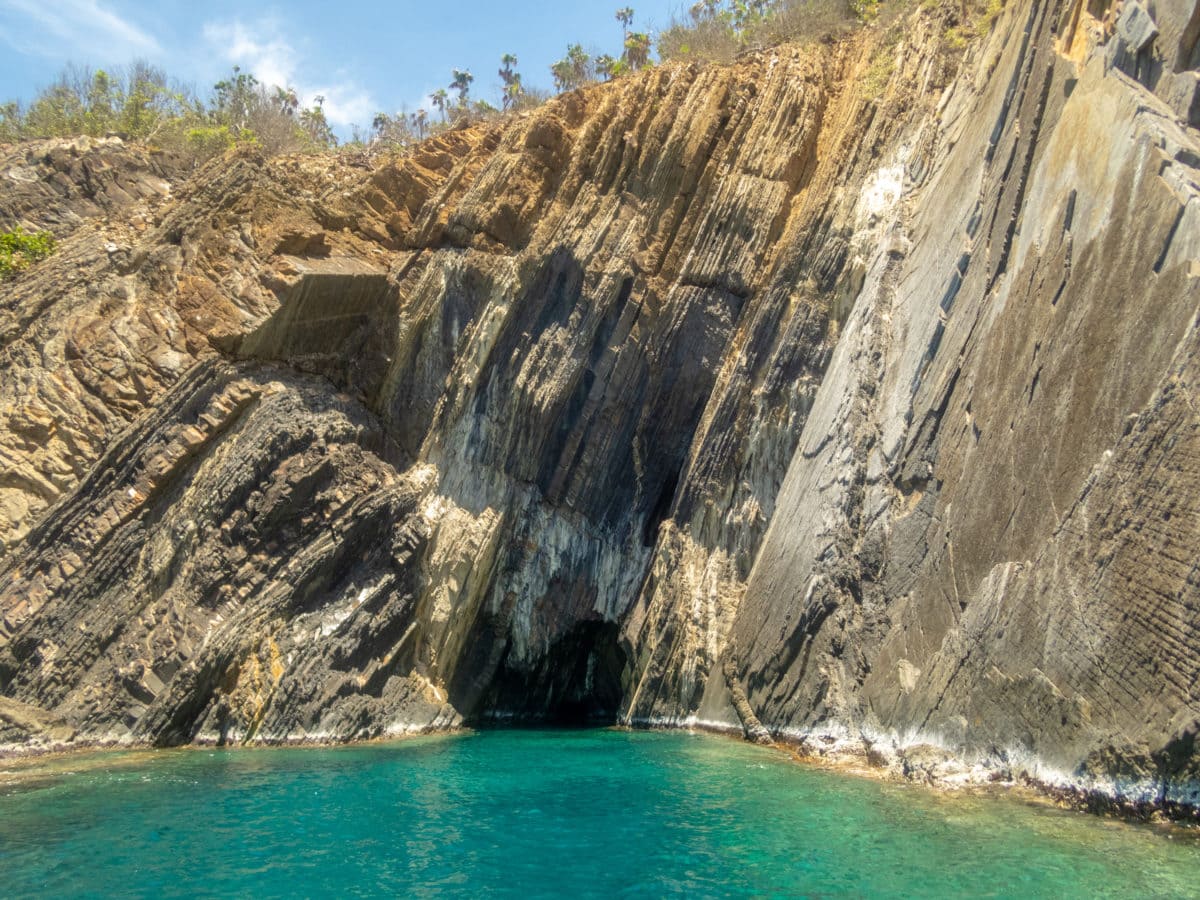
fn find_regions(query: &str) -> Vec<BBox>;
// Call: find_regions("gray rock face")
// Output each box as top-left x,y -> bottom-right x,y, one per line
1118,2 -> 1159,52
0,136 -> 180,236
1165,70 -> 1200,126
728,0 -> 1200,813
1,0 -> 1199,817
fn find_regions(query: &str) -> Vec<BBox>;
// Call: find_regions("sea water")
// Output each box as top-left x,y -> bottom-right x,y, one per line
0,729 -> 1197,898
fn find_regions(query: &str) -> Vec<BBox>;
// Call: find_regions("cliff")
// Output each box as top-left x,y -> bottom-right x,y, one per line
1,0 -> 1198,816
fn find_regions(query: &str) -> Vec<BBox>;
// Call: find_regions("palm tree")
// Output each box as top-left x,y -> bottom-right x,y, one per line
274,86 -> 299,117
689,0 -> 719,23
450,69 -> 474,109
551,59 -> 573,93
567,44 -> 593,86
499,53 -> 519,83
431,88 -> 449,122
499,54 -> 521,111
624,32 -> 652,70
616,7 -> 635,39
411,108 -> 428,139
504,74 -> 523,111
299,102 -> 335,148
595,54 -> 618,81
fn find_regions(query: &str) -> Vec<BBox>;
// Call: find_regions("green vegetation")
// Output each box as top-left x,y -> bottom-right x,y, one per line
0,227 -> 56,280
450,69 -> 475,109
370,6 -> 658,147
0,61 -> 336,160
860,41 -> 897,100
658,0 -> 863,63
551,44 -> 598,92
941,0 -> 1006,51
1,63 -> 195,145
979,0 -> 1006,29
549,7 -> 653,93
499,54 -> 523,111
364,53 -> 545,152
208,67 -> 336,153
0,2 -> 969,158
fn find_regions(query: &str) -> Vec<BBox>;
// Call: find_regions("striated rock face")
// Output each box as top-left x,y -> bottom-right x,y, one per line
0,136 -> 181,238
726,0 -> 1200,812
0,0 -> 1198,813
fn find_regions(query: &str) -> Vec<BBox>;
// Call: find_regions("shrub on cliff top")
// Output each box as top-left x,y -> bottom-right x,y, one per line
16,63 -> 202,143
658,0 -> 861,62
1,62 -> 338,162
0,227 -> 56,280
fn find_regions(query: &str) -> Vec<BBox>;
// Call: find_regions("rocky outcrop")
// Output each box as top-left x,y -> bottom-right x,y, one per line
724,0 -> 1200,814
0,136 -> 181,237
0,0 -> 1197,816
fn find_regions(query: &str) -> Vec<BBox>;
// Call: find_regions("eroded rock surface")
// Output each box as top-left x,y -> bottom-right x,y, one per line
0,0 -> 1197,815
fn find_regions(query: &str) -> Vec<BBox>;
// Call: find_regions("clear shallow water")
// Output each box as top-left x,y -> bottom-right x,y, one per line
0,730 -> 1197,898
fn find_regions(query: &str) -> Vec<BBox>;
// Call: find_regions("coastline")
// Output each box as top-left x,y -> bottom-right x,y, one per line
627,716 -> 1200,830
3,719 -> 1199,835
0,723 -> 470,781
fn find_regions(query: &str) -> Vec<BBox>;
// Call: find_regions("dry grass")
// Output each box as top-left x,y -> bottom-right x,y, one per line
658,0 -> 862,64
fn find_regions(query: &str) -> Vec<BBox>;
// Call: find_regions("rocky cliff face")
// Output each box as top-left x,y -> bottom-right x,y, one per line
1,0 -> 1197,814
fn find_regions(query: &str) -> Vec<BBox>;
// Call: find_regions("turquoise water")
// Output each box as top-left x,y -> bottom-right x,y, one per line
1,730 -> 1197,898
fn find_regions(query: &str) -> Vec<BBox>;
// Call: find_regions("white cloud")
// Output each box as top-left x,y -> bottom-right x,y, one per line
309,83 -> 374,130
202,19 -> 295,94
0,0 -> 161,59
202,17 -> 375,129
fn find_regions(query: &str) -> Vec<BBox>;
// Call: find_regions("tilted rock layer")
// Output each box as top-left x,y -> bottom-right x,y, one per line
1,0 -> 1198,814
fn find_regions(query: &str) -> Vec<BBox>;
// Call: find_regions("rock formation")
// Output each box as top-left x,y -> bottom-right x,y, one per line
1,0 -> 1197,816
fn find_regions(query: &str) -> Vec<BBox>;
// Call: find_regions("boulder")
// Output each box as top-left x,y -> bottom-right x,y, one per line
1117,1 -> 1159,53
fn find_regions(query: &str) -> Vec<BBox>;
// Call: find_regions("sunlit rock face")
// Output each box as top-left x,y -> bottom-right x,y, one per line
1,0 -> 1198,812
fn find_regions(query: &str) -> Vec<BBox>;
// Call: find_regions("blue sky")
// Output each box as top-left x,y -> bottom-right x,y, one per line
0,0 -> 683,135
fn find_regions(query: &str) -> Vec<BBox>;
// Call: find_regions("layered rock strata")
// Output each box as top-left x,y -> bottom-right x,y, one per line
0,0 -> 1197,816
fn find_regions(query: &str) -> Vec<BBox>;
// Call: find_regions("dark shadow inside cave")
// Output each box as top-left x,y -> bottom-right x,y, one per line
454,620 -> 628,727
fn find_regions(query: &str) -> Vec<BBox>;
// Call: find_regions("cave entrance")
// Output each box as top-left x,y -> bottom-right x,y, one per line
462,620 -> 628,727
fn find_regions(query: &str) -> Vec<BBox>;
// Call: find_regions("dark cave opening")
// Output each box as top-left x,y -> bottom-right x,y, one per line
642,467 -> 680,548
466,620 -> 628,727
